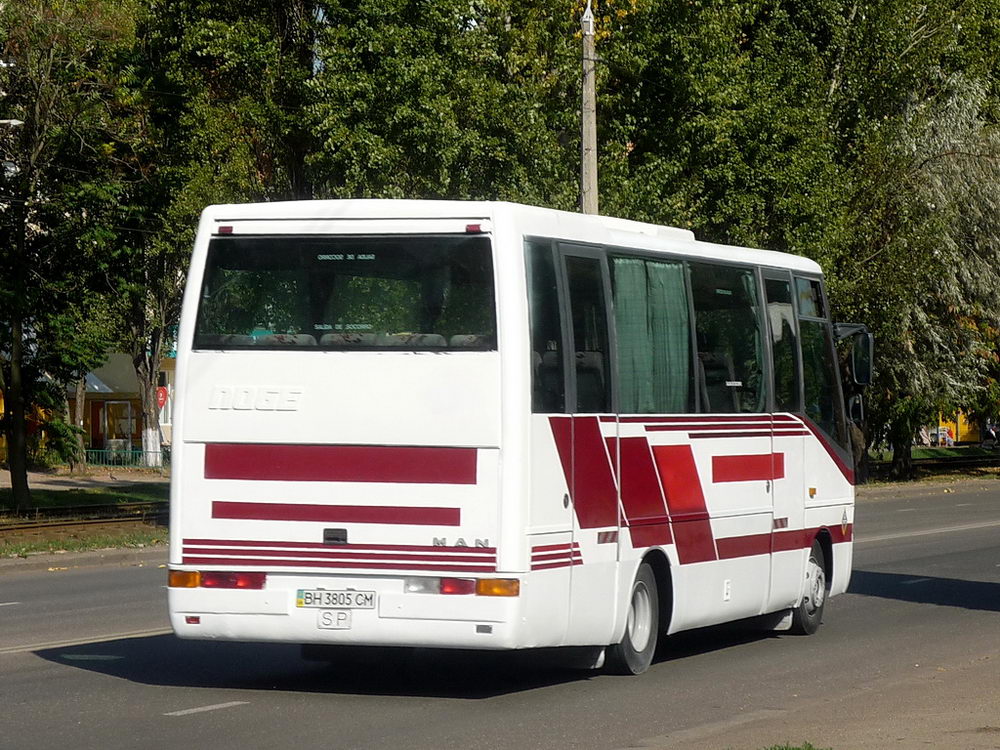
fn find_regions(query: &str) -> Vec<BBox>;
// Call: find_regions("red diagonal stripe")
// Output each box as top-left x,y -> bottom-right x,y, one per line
651,445 -> 717,563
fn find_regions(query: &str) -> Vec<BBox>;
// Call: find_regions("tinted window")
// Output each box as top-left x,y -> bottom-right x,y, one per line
765,277 -> 800,413
526,240 -> 565,412
194,235 -> 495,350
565,255 -> 611,412
690,264 -> 767,413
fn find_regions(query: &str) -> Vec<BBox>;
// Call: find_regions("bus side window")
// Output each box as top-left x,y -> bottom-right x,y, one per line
525,240 -> 565,413
795,277 -> 848,448
611,255 -> 693,413
564,255 -> 611,413
764,275 -> 801,413
689,263 -> 767,414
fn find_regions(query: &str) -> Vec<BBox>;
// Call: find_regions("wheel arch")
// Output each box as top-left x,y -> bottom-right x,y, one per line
642,549 -> 673,635
814,528 -> 834,592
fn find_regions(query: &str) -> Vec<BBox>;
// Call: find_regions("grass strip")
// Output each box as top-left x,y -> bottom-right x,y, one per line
0,482 -> 169,511
0,527 -> 167,558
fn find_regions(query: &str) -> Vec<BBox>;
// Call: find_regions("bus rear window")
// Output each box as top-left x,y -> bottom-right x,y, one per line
193,235 -> 496,350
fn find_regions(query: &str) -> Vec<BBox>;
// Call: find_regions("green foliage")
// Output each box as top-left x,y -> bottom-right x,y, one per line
4,0 -> 1000,486
310,0 -> 579,206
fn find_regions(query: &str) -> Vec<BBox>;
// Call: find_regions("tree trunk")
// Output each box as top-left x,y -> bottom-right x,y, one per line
134,331 -> 163,469
7,315 -> 32,511
890,438 -> 913,480
74,377 -> 87,471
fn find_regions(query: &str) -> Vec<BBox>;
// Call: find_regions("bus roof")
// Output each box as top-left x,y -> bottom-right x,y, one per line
201,199 -> 824,275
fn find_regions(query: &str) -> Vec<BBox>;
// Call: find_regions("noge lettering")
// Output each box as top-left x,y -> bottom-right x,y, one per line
208,385 -> 303,411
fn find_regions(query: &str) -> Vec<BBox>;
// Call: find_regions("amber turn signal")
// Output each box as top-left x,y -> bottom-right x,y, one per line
168,570 -> 200,588
476,578 -> 520,597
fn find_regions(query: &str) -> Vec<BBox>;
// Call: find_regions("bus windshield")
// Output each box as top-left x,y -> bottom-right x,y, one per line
193,235 -> 496,350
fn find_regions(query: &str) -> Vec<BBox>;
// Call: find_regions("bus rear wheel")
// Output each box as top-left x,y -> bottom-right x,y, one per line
605,562 -> 658,675
790,540 -> 826,635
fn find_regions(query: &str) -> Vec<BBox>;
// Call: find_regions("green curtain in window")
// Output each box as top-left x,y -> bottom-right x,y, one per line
612,257 -> 690,414
612,258 -> 653,412
648,261 -> 690,413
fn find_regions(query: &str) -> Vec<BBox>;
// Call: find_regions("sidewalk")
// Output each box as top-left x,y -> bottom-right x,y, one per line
0,468 -> 170,491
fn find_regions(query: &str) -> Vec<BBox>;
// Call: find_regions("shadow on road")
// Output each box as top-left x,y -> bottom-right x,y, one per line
849,570 -> 1000,612
36,622 -> 780,698
35,635 -> 600,698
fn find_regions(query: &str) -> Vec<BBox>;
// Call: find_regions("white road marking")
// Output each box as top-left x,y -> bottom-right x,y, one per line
61,654 -> 125,661
857,519 -> 1000,544
164,701 -> 249,717
0,602 -> 21,607
0,627 -> 172,655
900,578 -> 933,585
896,508 -> 917,512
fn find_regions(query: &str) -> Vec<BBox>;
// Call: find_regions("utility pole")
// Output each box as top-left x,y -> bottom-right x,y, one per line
580,0 -> 598,215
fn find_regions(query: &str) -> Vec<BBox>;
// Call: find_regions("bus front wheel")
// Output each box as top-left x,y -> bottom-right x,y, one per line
790,540 -> 826,635
605,562 -> 659,675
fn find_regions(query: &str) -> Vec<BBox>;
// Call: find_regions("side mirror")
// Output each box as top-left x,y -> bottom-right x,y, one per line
851,331 -> 873,386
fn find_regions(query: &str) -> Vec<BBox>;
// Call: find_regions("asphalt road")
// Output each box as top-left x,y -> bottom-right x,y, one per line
2,479 -> 999,750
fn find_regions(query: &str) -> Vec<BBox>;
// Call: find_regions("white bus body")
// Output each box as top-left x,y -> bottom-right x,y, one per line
168,200 -> 857,673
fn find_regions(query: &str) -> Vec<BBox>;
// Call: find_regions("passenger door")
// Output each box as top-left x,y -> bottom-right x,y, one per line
558,244 -> 622,642
762,270 -> 807,610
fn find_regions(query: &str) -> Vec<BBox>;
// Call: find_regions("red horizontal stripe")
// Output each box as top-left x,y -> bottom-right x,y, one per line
689,431 -> 772,439
182,556 -> 496,572
644,423 -> 772,432
204,443 -> 477,484
530,543 -> 579,553
716,533 -> 772,559
713,453 -> 784,482
183,538 -> 494,554
531,560 -> 582,571
212,501 -> 460,526
185,547 -> 494,564
623,415 -> 773,424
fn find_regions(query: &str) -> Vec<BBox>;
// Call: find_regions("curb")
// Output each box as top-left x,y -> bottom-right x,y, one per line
0,546 -> 168,576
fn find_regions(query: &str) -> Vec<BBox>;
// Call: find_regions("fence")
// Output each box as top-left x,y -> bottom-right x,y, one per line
84,448 -> 171,468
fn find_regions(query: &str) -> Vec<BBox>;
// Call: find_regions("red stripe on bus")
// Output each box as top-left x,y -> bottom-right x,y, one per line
712,453 -> 785,482
628,523 -> 671,548
798,419 -> 856,484
204,443 -> 478,484
622,415 -> 775,424
688,431 -> 773,439
531,543 -> 579,554
212,501 -> 461,526
651,445 -> 717,563
182,538 -> 495,553
716,533 -> 772,559
182,556 -> 496,572
549,416 -> 619,529
618,437 -> 672,542
184,547 -> 493,564
644,423 -> 772,432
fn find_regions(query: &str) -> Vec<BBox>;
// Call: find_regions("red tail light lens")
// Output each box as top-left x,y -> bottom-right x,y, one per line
199,571 -> 266,589
439,577 -> 476,595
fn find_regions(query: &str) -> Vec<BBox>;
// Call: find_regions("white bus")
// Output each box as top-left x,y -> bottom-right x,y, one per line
167,200 -> 871,674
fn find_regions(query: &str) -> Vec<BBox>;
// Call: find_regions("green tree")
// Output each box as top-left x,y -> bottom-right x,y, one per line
0,0 -> 133,509
310,0 -> 579,205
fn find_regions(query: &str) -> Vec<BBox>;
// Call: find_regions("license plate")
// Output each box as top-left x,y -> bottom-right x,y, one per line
317,610 -> 352,629
296,589 -> 376,609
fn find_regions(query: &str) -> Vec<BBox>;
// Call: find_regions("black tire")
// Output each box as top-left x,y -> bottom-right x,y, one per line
790,540 -> 827,635
605,562 -> 659,675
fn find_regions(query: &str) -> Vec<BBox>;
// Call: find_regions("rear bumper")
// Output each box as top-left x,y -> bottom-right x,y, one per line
168,572 -> 525,650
